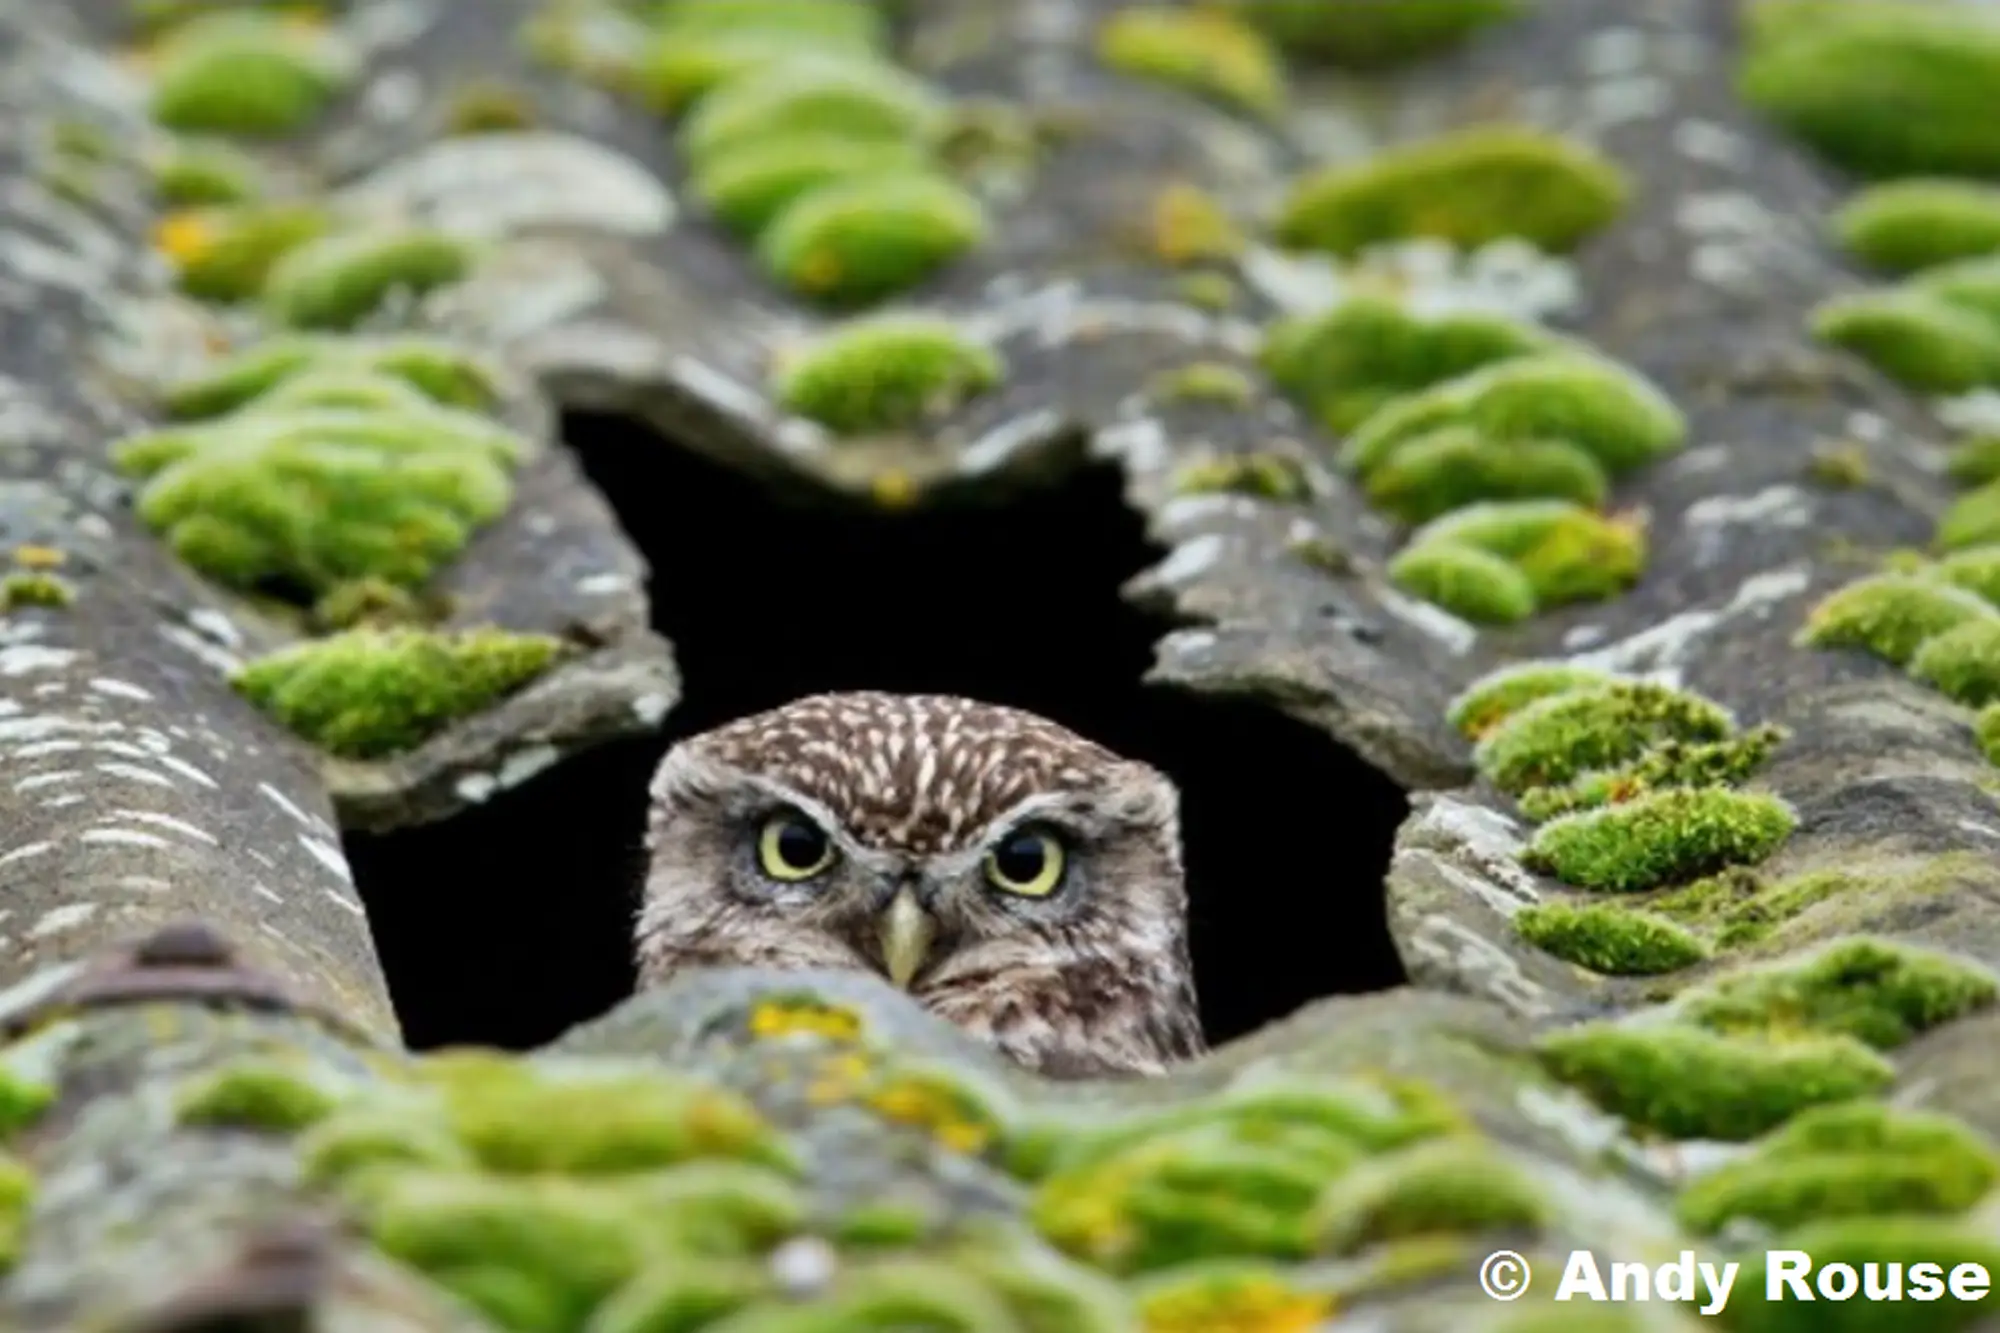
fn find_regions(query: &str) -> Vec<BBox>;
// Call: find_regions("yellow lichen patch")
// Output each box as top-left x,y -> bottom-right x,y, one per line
1137,1262 -> 1332,1333
155,202 -> 332,303
870,470 -> 918,509
230,628 -> 566,760
1149,182 -> 1246,266
746,995 -> 865,1044
1276,125 -> 1629,259
10,545 -> 63,570
153,209 -> 219,265
862,1068 -> 1003,1156
1096,7 -> 1287,120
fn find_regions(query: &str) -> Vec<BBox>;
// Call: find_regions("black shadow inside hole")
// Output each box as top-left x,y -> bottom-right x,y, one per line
344,413 -> 1410,1051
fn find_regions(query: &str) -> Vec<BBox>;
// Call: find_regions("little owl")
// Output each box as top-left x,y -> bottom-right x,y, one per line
635,691 -> 1205,1078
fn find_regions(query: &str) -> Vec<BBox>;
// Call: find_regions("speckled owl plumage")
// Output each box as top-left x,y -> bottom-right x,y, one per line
635,692 -> 1206,1078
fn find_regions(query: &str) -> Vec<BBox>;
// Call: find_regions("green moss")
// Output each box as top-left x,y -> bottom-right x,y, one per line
1979,701 -> 2000,764
157,201 -> 331,303
1342,351 -> 1685,478
636,0 -> 887,113
0,1155 -> 31,1274
1535,1023 -> 1895,1141
1287,535 -> 1351,576
1676,1101 -> 1999,1235
678,55 -> 945,169
1145,182 -> 1245,266
0,572 -> 73,610
757,172 -> 986,305
773,316 -> 1001,435
1473,679 -> 1734,795
117,403 -> 523,596
149,13 -> 352,137
951,1237 -> 1137,1333
692,134 -> 928,236
1807,441 -> 1871,490
1309,1138 -> 1545,1254
437,1065 -> 789,1176
0,1071 -> 53,1140
1259,295 -> 1552,436
1513,901 -> 1709,976
829,1199 -> 935,1248
1386,540 -> 1535,625
263,227 -> 476,331
615,1162 -> 807,1254
1797,572 -> 1998,665
311,576 -> 435,631
1514,724 -> 1790,821
1363,427 -> 1608,525
1133,1261 -> 1331,1332
1172,271 -> 1238,312
1678,937 -> 1996,1050
161,335 -> 499,420
1095,7 -> 1286,120
442,80 -> 539,135
298,1104 -> 476,1193
1742,0 -> 2000,178
1910,617 -> 2000,704
152,140 -> 263,206
1939,480 -> 2000,553
1445,661 -> 1618,741
1276,125 -> 1628,258
1416,500 -> 1648,607
1217,0 -> 1520,69
1834,179 -> 2000,274
1150,361 -> 1258,409
1521,787 -> 1798,893
591,1258 -> 772,1333
1169,452 -> 1312,503
1947,435 -> 2000,489
230,627 -> 564,759
708,1258 -> 1028,1332
1728,1216 -> 2000,1332
1650,858 -> 1979,950
1810,289 -> 2000,393
177,1061 -> 338,1132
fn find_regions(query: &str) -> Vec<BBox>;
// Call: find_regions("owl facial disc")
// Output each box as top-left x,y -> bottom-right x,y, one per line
879,887 -> 936,989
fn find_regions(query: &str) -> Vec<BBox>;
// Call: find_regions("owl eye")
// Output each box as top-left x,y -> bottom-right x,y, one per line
757,814 -> 836,881
984,826 -> 1066,898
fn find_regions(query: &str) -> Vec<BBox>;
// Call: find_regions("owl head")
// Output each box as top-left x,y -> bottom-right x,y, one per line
634,691 -> 1205,1076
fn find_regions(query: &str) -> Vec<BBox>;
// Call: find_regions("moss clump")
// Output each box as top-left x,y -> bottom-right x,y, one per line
1173,271 -> 1238,312
1947,436 -> 2000,490
1169,452 -> 1312,503
1364,428 -> 1608,526
1741,0 -> 2000,178
1729,1216 -> 2000,1333
678,56 -> 946,171
0,1155 -> 31,1274
1678,937 -> 1997,1050
1797,572 -> 1998,666
152,140 -> 263,207
1276,125 -> 1628,258
230,627 -> 564,759
1807,441 -> 1870,490
692,134 -> 928,236
1833,179 -> 2000,274
773,317 -> 1002,435
1133,1261 -> 1332,1333
632,0 -> 888,114
161,334 -> 499,420
1810,290 -> 2000,393
312,577 -> 436,632
1909,617 -> 2000,705
115,401 -> 524,596
1412,501 -> 1647,609
1446,662 -> 1618,741
1472,678 -> 1734,796
1095,7 -> 1286,120
1521,787 -> 1799,893
1342,351 -> 1685,479
154,202 -> 331,303
442,81 -> 539,135
0,1071 -> 53,1140
1535,1023 -> 1895,1141
1676,1101 -> 1999,1235
0,572 -> 73,610
745,994 -> 867,1043
149,13 -> 353,137
1148,182 -> 1245,266
263,227 -> 476,331
862,1066 -> 1009,1157
1310,1138 -> 1546,1254
298,1104 -> 476,1193
1150,362 -> 1258,409
1217,0 -> 1520,69
1259,295 -> 1551,436
1513,902 -> 1708,976
757,172 -> 987,305
1979,702 -> 2000,765
591,1258 -> 772,1333
1939,481 -> 2000,553
1386,541 -> 1535,625
178,1061 -> 338,1132
1649,862 -> 1958,951
1515,724 -> 1790,821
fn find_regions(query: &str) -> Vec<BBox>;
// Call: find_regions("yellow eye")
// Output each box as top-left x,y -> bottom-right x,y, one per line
984,827 -> 1066,898
757,814 -> 836,881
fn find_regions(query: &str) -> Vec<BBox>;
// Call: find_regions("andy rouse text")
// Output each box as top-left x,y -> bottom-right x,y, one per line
1547,1249 -> 1992,1316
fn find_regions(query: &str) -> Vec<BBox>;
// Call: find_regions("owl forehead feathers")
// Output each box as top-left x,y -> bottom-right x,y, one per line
674,692 -> 1152,855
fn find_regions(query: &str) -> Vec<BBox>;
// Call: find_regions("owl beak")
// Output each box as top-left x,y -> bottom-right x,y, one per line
879,888 -> 936,990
